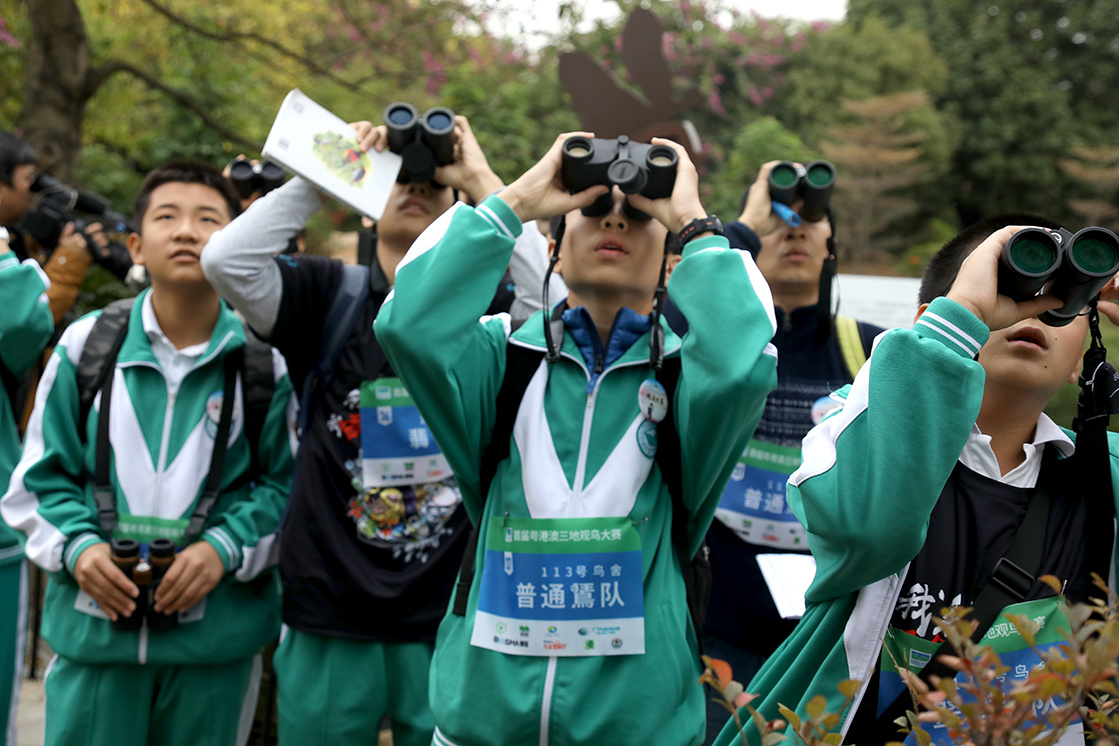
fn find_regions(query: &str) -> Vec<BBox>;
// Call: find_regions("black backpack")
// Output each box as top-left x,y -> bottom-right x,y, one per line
75,298 -> 275,539
452,343 -> 712,638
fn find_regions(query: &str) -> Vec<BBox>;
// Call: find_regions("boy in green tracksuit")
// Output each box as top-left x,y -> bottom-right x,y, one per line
715,217 -> 1119,745
1,162 -> 296,746
0,223 -> 54,746
376,133 -> 779,746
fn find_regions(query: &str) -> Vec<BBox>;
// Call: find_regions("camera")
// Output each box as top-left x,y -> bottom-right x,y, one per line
109,537 -> 179,632
561,135 -> 677,200
19,173 -> 134,280
383,102 -> 456,184
767,161 -> 836,223
998,226 -> 1119,327
228,159 -> 285,200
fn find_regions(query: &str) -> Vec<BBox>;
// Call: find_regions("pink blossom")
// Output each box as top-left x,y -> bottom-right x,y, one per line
712,72 -> 725,85
729,31 -> 746,45
748,85 -> 763,106
762,86 -> 774,98
346,25 -> 361,42
811,20 -> 831,32
708,88 -> 725,116
681,1 -> 692,12
702,37 -> 711,49
614,36 -> 623,51
0,18 -> 18,49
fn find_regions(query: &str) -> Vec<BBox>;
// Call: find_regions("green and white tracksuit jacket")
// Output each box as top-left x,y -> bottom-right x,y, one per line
0,254 -> 53,567
375,195 -> 779,746
1,290 -> 297,666
713,296 -> 1119,746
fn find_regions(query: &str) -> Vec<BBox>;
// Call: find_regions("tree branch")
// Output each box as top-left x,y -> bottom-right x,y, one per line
136,0 -> 368,94
88,60 -> 262,150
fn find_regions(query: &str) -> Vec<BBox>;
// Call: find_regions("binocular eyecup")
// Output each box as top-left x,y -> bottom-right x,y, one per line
229,159 -> 285,200
383,102 -> 456,184
561,135 -> 678,202
998,226 -> 1119,327
768,160 -> 835,223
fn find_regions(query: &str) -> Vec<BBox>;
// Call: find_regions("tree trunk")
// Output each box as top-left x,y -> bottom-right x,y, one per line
18,0 -> 91,182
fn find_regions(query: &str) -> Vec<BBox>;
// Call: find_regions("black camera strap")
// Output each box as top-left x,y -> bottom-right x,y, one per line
91,318 -> 245,542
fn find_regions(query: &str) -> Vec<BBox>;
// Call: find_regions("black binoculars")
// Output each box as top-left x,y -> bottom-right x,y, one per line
768,161 -> 836,223
228,159 -> 285,200
561,135 -> 678,200
998,226 -> 1119,327
109,538 -> 178,632
383,102 -> 456,184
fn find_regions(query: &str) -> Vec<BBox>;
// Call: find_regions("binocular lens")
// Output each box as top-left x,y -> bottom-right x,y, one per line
259,162 -> 284,182
1008,237 -> 1059,275
386,104 -> 416,127
229,160 -> 255,181
425,110 -> 454,132
769,163 -> 799,189
806,162 -> 836,189
1069,234 -> 1119,275
568,145 -> 590,157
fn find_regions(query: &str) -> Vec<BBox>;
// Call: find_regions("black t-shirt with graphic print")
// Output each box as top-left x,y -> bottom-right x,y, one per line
847,454 -> 1101,744
266,253 -> 474,642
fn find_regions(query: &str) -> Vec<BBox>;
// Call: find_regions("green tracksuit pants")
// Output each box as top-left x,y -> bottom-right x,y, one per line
1,561 -> 27,746
43,653 -> 258,746
273,627 -> 434,746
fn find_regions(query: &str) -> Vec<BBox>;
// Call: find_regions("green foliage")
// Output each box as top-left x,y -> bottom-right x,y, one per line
703,117 -> 815,222
845,0 -> 1119,225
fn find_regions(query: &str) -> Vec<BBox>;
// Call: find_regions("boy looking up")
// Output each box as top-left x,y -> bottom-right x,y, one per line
375,133 -> 779,746
202,114 -> 559,746
714,216 -> 1119,745
2,161 -> 296,746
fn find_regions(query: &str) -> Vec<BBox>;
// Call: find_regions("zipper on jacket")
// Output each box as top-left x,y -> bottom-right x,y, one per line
568,388 -> 598,512
539,655 -> 558,746
138,621 -> 149,665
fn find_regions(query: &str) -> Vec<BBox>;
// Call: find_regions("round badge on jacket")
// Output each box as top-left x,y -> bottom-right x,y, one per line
638,379 -> 668,423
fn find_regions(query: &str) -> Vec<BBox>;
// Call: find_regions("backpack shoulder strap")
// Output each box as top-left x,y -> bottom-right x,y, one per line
82,298 -> 137,535
297,263 -> 370,434
654,357 -> 710,637
835,314 -> 868,379
240,323 -> 276,477
479,343 -> 546,500
78,298 -> 136,440
453,341 -> 545,617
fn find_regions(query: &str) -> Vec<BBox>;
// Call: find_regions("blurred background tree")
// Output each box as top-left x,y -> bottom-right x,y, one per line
0,0 -> 1116,306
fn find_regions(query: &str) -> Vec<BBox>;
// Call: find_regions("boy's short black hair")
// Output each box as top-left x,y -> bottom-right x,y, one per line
133,160 -> 242,227
918,213 -> 1060,305
0,132 -> 36,186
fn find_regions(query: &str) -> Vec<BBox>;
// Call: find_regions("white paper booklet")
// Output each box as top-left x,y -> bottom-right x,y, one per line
756,553 -> 817,620
262,89 -> 402,220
